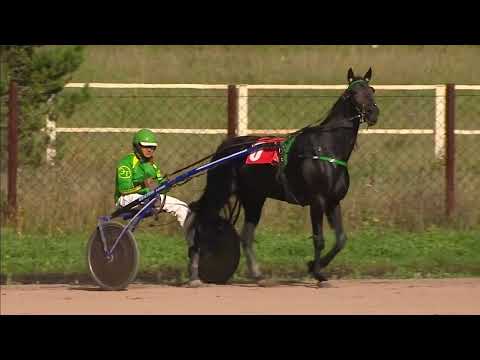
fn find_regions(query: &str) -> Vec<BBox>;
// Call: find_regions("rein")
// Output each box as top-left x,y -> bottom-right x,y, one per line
282,87 -> 370,169
165,139 -> 268,177
170,82 -> 369,178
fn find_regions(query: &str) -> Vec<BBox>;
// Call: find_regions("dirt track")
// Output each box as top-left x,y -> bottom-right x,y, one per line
1,278 -> 479,315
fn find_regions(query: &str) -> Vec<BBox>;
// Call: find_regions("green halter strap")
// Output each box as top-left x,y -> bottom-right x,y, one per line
347,79 -> 368,90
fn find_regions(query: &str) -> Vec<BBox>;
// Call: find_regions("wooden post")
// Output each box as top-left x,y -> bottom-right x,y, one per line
46,95 -> 57,165
227,84 -> 249,137
237,85 -> 249,136
434,85 -> 447,159
445,84 -> 456,218
227,85 -> 238,138
7,80 -> 19,226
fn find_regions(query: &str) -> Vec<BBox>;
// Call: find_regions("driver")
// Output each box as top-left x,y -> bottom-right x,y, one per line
115,128 -> 191,229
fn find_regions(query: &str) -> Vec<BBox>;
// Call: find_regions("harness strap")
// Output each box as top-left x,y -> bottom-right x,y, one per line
347,79 -> 369,90
315,156 -> 347,167
298,154 -> 348,167
274,136 -> 302,205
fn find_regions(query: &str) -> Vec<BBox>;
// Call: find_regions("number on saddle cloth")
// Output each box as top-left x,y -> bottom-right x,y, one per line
245,137 -> 285,165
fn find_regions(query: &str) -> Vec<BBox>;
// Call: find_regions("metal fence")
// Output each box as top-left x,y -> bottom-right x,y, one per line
2,83 -> 479,234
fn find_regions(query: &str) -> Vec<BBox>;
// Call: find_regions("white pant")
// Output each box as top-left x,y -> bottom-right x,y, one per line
116,193 -> 191,228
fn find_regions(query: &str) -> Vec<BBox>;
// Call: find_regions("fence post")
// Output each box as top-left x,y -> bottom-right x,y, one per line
237,85 -> 248,136
445,83 -> 456,218
46,95 -> 57,165
227,85 -> 238,137
227,84 -> 249,137
7,80 -> 18,226
434,85 -> 447,159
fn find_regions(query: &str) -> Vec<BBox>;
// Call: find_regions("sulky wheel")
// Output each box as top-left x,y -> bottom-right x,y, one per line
198,217 -> 241,284
86,221 -> 139,291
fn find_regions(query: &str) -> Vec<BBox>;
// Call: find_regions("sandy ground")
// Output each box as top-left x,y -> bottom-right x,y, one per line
1,278 -> 479,315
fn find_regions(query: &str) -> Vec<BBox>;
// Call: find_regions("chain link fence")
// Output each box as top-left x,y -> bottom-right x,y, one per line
455,89 -> 480,228
1,85 -> 479,235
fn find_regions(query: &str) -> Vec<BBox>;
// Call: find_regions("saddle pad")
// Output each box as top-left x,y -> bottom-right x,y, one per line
245,137 -> 285,165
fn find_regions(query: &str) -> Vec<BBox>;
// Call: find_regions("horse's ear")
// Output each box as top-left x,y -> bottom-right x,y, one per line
347,68 -> 354,84
364,67 -> 372,82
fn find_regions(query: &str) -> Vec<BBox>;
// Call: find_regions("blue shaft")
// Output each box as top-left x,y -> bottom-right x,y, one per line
107,142 -> 268,255
132,143 -> 264,205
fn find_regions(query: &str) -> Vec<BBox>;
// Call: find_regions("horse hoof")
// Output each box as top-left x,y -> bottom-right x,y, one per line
313,272 -> 329,283
187,279 -> 205,288
317,281 -> 333,288
257,278 -> 275,287
249,271 -> 264,282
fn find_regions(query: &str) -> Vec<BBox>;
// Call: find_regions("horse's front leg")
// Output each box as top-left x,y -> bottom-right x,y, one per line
309,200 -> 329,282
319,202 -> 347,268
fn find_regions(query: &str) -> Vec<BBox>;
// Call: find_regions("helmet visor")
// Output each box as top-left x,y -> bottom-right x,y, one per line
139,141 -> 158,147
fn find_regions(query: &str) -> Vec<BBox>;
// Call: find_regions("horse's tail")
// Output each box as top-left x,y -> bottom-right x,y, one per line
186,136 -> 257,235
190,161 -> 237,224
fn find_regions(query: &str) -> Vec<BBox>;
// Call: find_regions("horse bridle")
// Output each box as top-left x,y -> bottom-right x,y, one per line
342,79 -> 376,125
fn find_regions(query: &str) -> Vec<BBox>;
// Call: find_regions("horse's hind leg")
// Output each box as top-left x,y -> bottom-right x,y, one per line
187,244 -> 203,287
240,197 -> 266,281
241,223 -> 262,280
319,203 -> 347,268
183,212 -> 203,287
309,199 -> 329,282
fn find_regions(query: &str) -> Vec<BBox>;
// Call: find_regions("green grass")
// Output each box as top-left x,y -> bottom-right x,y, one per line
2,226 -> 479,284
71,45 -> 480,85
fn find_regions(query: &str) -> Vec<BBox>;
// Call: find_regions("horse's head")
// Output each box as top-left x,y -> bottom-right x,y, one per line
344,67 -> 379,126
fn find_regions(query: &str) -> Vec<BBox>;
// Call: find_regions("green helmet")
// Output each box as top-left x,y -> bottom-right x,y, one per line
132,129 -> 158,148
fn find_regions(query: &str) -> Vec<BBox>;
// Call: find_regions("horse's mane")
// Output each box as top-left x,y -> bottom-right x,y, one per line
292,90 -> 348,138
290,84 -> 362,152
319,96 -> 347,126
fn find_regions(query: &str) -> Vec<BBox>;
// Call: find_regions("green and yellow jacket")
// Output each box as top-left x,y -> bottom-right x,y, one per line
115,153 -> 166,202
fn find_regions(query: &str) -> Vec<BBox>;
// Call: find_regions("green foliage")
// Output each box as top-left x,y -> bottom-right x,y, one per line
1,227 -> 479,282
0,45 -> 90,168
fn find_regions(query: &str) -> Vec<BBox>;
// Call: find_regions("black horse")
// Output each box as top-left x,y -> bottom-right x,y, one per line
185,68 -> 379,286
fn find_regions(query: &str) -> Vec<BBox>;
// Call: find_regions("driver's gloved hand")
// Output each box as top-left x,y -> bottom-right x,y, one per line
151,195 -> 167,217
143,177 -> 158,191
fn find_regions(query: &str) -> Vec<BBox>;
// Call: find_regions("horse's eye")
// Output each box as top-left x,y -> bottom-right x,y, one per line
369,87 -> 376,93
